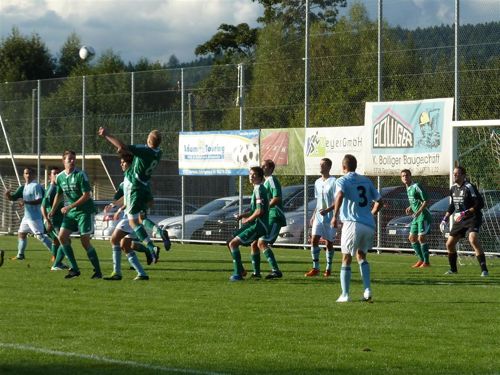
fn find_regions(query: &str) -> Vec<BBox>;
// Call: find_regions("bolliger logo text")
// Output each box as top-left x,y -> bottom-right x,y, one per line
373,113 -> 413,148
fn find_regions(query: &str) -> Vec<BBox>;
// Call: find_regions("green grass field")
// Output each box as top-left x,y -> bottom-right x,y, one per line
0,235 -> 498,375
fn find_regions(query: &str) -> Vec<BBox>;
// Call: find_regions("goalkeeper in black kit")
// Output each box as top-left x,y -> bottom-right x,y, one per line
440,166 -> 489,276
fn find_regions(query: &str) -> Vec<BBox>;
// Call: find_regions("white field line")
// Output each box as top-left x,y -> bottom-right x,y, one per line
0,343 -> 228,375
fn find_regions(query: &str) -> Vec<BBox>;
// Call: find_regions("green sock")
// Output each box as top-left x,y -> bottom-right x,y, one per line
133,241 -> 148,253
86,246 -> 101,274
133,224 -> 155,251
411,242 -> 423,261
421,243 -> 430,263
264,248 -> 279,271
62,244 -> 79,272
54,245 -> 65,266
230,247 -> 243,275
50,244 -> 58,257
142,218 -> 158,236
251,252 -> 261,275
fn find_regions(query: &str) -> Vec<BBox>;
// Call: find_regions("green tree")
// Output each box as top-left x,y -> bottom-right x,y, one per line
0,27 -> 55,82
55,32 -> 85,77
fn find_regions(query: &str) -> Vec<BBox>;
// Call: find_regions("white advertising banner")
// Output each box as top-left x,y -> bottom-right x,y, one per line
364,98 -> 454,176
178,130 -> 259,175
304,126 -> 365,176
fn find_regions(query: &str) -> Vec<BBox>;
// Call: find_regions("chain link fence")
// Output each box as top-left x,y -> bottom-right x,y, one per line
0,1 -> 498,252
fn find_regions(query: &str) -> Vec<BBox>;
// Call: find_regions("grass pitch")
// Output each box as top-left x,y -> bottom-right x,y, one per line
0,235 -> 498,375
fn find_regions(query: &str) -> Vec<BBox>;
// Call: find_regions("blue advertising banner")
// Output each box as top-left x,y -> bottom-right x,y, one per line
364,98 -> 454,176
178,130 -> 260,175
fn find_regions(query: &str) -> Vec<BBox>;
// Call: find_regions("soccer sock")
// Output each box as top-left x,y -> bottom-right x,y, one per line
311,246 -> 320,269
476,253 -> 488,272
62,244 -> 79,272
421,243 -> 430,263
359,260 -> 371,291
54,245 -> 65,266
142,218 -> 159,236
132,240 -> 148,253
127,252 -> 147,276
39,235 -> 53,252
86,246 -> 101,274
251,251 -> 261,275
340,265 -> 351,296
448,252 -> 458,272
50,243 -> 58,257
264,248 -> 279,271
325,249 -> 334,271
230,247 -> 244,275
112,245 -> 122,275
17,238 -> 27,257
411,242 -> 424,261
133,225 -> 155,252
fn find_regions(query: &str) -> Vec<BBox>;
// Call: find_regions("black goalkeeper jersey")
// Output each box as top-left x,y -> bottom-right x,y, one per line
447,182 -> 483,218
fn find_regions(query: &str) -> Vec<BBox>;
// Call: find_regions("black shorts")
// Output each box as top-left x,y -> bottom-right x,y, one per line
449,215 -> 482,238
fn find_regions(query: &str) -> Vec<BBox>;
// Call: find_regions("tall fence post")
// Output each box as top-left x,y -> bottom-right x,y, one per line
376,0 -> 383,251
37,80 -> 41,180
238,63 -> 245,216
303,0 -> 310,247
181,68 -> 186,240
131,72 -> 135,144
82,75 -> 86,171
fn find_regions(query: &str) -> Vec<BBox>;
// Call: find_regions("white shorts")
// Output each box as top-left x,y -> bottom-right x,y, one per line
115,219 -> 137,239
341,221 -> 375,256
18,217 -> 45,235
312,218 -> 336,242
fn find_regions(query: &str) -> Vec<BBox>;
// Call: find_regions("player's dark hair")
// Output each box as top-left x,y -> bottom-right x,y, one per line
455,165 -> 466,175
321,158 -> 332,169
342,154 -> 357,172
400,169 -> 411,176
120,153 -> 133,164
62,150 -> 76,159
250,166 -> 264,179
262,159 -> 275,172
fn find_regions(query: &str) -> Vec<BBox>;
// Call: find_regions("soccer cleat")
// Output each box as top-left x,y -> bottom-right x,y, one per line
336,294 -> 351,303
411,260 -> 424,268
103,272 -> 123,281
250,273 -> 262,279
11,255 -> 25,261
50,264 -> 69,271
265,270 -> 283,279
133,275 -> 149,281
419,262 -> 431,268
324,269 -> 332,277
305,268 -> 320,277
241,268 -> 248,277
229,274 -> 243,282
153,246 -> 160,264
64,269 -> 81,279
160,229 -> 171,251
145,250 -> 153,265
91,272 -> 103,279
481,271 -> 489,277
444,270 -> 458,275
0,249 -> 4,267
362,289 -> 373,303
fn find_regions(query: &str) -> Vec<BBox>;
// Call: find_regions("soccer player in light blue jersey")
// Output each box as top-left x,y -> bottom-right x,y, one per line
305,158 -> 337,277
332,155 -> 382,303
4,167 -> 53,260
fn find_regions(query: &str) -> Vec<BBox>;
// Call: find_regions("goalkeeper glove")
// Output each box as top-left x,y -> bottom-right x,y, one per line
456,210 -> 469,222
439,216 -> 449,234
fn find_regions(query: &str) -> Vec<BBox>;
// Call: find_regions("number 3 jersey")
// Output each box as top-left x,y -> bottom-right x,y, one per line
335,172 -> 381,229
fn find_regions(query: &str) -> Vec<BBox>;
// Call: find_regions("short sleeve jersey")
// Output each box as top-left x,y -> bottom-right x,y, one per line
127,144 -> 162,187
314,176 -> 336,223
56,168 -> 95,214
447,182 -> 483,219
407,182 -> 431,216
114,182 -> 124,200
336,172 -> 381,229
42,183 -> 64,222
10,182 -> 44,220
264,175 -> 286,226
250,184 -> 270,228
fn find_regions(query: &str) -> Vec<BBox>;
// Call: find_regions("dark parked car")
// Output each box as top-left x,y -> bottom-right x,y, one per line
386,190 -> 500,250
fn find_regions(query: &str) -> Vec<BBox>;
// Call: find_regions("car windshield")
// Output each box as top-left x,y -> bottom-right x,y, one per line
194,199 -> 234,215
430,197 -> 449,212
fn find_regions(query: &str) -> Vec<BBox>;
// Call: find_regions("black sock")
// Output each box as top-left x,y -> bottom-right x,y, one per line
476,254 -> 488,272
449,252 -> 458,272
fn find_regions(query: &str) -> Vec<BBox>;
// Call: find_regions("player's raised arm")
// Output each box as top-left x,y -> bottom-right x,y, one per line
98,127 -> 128,154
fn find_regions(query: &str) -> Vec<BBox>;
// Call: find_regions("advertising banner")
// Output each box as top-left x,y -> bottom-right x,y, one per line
178,130 -> 259,175
304,126 -> 365,176
364,98 -> 454,176
260,128 -> 305,175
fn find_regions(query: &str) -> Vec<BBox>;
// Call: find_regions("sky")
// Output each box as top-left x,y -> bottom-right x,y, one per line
0,0 -> 498,65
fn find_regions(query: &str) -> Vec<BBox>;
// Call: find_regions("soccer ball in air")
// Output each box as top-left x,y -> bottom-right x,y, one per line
232,143 -> 260,167
79,45 -> 95,60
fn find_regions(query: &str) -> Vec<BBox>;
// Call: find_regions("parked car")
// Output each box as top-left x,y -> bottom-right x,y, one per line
386,190 -> 500,250
153,196 -> 251,240
94,198 -> 198,239
200,184 -> 315,242
276,200 -> 315,245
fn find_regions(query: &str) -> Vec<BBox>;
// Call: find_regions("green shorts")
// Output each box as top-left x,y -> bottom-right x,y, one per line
61,210 -> 94,235
234,219 -> 268,246
125,188 -> 152,216
410,215 -> 431,236
260,221 -> 283,245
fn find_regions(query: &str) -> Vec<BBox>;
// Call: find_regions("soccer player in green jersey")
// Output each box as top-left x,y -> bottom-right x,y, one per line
228,166 -> 270,282
401,169 -> 432,268
41,166 -> 67,271
98,127 -> 170,262
248,159 -> 283,280
49,150 -> 102,279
